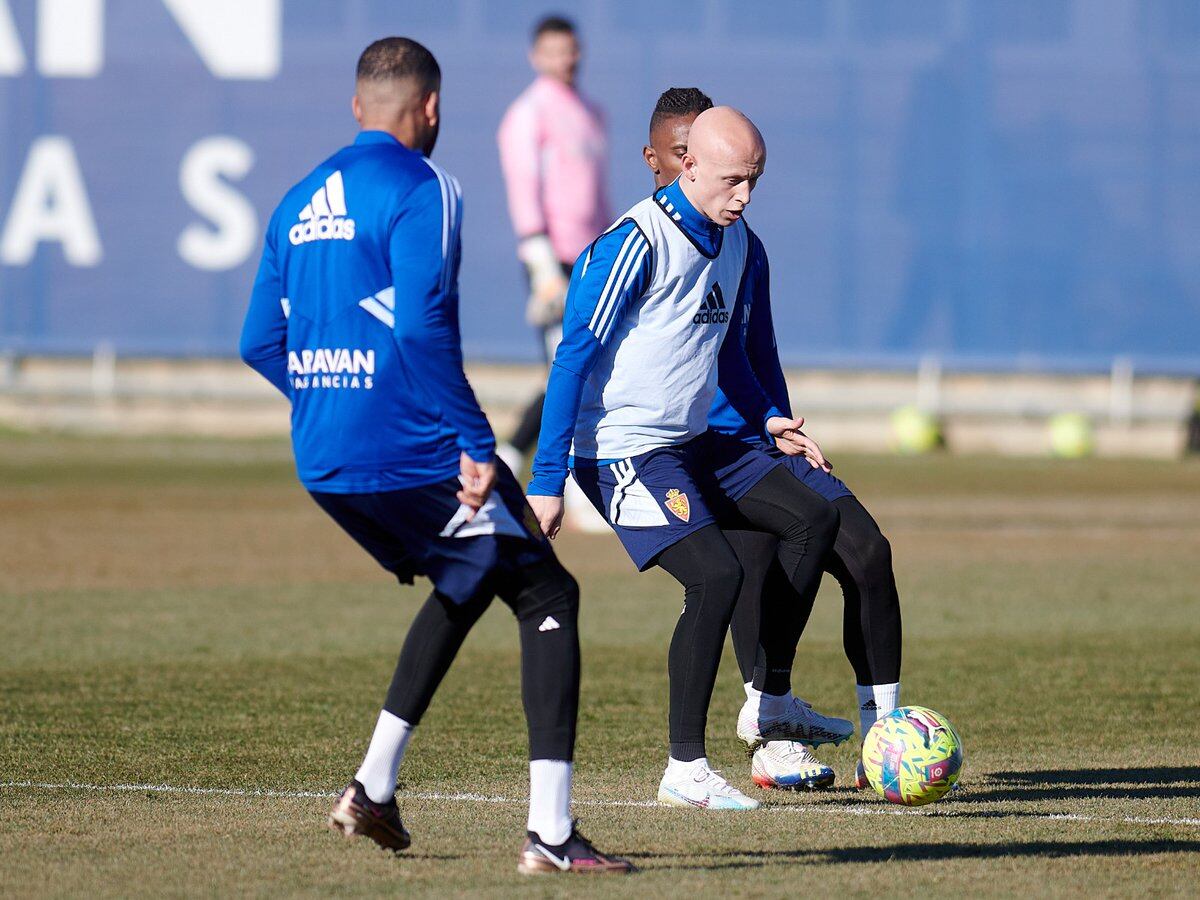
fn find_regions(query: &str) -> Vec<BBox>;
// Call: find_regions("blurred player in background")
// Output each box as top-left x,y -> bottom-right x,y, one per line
496,15 -> 609,486
240,37 -> 629,874
644,88 -> 904,791
528,106 -> 853,811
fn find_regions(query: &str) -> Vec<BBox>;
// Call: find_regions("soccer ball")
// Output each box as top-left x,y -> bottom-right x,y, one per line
861,706 -> 962,806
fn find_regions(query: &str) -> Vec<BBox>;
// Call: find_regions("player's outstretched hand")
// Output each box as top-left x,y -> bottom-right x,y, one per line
767,416 -> 833,472
767,416 -> 806,454
457,453 -> 497,519
528,495 -> 565,539
793,433 -> 833,472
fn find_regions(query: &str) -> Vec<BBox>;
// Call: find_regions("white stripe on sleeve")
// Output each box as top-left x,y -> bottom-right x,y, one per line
596,242 -> 649,344
588,229 -> 642,335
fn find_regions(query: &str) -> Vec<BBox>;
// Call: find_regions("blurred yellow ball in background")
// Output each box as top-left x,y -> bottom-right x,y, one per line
1048,412 -> 1094,458
890,405 -> 941,455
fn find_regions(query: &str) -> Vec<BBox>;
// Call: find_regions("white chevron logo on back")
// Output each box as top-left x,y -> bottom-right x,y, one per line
299,171 -> 347,220
358,286 -> 396,329
289,171 -> 356,245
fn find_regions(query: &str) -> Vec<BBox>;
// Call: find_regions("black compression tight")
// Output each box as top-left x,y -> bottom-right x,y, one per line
727,530 -> 817,688
728,494 -> 903,689
656,525 -> 745,763
654,468 -> 839,762
383,555 -> 581,761
731,468 -> 841,695
828,497 -> 902,685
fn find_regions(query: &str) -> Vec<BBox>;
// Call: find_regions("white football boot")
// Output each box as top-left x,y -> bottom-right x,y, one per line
657,760 -> 760,811
737,695 -> 855,752
751,741 -> 836,791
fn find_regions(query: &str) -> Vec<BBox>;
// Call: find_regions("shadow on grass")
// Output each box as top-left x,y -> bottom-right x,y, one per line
988,767 -> 1200,786
964,767 -> 1200,803
396,853 -> 466,861
629,839 -> 1200,871
961,785 -> 1199,802
806,767 -> 1200,806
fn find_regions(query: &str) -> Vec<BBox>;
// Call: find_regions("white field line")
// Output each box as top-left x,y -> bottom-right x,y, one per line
2,779 -> 1198,829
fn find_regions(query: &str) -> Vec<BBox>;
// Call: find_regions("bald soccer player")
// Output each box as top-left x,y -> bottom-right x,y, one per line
528,107 -> 854,811
241,37 -> 630,874
645,88 -> 903,792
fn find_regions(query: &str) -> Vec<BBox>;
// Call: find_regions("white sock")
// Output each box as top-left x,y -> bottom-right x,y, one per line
527,759 -> 572,845
874,682 -> 900,716
758,690 -> 794,719
667,755 -> 708,776
354,710 -> 413,803
745,681 -> 794,718
857,682 -> 900,736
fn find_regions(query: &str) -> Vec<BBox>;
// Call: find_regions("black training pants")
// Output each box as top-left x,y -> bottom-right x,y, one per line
653,467 -> 839,761
383,553 -> 582,761
728,494 -> 903,689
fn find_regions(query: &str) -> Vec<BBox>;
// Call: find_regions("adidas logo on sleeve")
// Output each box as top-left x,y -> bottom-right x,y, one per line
289,171 -> 357,245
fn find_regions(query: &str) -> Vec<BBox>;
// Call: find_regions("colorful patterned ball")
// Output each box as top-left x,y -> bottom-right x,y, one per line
861,706 -> 963,806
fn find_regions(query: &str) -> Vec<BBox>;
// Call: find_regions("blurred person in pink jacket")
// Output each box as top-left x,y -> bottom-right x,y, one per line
496,14 -> 609,478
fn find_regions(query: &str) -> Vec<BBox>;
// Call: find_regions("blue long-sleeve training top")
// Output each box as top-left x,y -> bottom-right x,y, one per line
528,178 -> 783,497
707,224 -> 793,442
239,130 -> 494,494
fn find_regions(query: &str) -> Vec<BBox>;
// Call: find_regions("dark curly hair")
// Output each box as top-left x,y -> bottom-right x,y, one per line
649,87 -> 714,136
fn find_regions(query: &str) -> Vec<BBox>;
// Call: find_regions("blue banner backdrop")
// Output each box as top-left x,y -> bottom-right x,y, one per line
0,0 -> 1197,372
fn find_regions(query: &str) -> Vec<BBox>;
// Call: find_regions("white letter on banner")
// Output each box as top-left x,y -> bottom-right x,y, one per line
161,0 -> 280,79
177,136 -> 257,271
0,137 -> 102,266
0,0 -> 26,75
37,0 -> 104,77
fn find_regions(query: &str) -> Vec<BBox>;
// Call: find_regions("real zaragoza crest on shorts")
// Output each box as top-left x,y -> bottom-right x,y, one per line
664,488 -> 690,522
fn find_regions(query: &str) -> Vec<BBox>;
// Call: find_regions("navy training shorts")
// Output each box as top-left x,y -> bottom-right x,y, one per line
310,461 -> 550,605
570,430 -> 782,570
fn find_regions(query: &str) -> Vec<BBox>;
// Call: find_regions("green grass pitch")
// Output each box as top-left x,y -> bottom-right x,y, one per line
1,435 -> 1198,896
